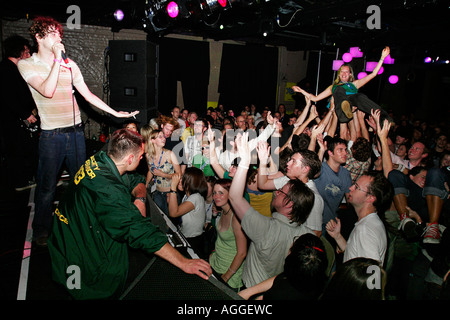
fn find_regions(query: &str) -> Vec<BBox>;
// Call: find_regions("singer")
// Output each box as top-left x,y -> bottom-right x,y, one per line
17,16 -> 139,247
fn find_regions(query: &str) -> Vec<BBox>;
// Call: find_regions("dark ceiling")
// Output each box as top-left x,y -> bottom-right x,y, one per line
2,0 -> 450,63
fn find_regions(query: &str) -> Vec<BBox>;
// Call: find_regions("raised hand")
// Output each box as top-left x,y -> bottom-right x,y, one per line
256,140 -> 270,164
381,46 -> 390,60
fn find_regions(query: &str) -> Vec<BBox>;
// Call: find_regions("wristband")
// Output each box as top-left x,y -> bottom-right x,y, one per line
135,197 -> 146,203
168,190 -> 177,194
228,267 -> 236,274
54,58 -> 62,64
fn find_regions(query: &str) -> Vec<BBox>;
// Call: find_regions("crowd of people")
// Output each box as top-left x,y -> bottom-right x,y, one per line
2,15 -> 450,301
134,93 -> 449,300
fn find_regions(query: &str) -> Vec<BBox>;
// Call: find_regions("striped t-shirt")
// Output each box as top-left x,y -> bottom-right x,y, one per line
18,53 -> 84,130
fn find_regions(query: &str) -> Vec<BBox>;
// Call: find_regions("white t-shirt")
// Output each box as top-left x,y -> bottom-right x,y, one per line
344,212 -> 387,265
180,193 -> 206,238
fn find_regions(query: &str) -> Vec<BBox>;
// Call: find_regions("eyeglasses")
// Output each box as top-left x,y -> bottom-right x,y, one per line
354,182 -> 371,194
276,188 -> 290,198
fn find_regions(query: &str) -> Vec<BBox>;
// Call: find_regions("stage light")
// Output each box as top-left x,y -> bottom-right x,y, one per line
114,9 -> 124,21
357,72 -> 367,79
342,52 -> 353,63
167,1 -> 180,18
424,57 -> 432,63
332,60 -> 344,71
384,54 -> 395,64
349,47 -> 363,58
200,0 -> 230,16
365,61 -> 377,72
388,75 -> 399,84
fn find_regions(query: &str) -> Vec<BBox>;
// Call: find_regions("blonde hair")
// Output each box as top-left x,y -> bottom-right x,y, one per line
334,64 -> 355,85
140,124 -> 153,154
145,129 -> 165,157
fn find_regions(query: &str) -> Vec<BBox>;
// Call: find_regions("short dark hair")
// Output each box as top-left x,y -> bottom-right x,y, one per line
286,179 -> 315,225
4,35 -> 30,58
107,129 -> 143,160
321,257 -> 386,300
182,167 -> 208,199
351,137 -> 371,162
284,234 -> 328,295
298,149 -> 322,179
325,137 -> 347,160
292,133 -> 311,152
278,148 -> 294,175
365,171 -> 394,214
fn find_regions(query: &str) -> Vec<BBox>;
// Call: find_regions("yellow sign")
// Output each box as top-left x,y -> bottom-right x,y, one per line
284,82 -> 296,101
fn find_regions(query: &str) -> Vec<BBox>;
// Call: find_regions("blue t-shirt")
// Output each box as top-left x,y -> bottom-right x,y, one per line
314,161 -> 352,232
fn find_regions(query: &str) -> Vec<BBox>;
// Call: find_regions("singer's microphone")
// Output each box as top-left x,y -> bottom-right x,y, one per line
61,51 -> 69,64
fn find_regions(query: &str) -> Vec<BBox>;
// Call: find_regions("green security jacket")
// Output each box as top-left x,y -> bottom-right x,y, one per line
48,151 -> 168,300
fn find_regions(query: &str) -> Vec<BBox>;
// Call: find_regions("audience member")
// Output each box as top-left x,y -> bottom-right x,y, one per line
209,179 -> 247,291
320,257 -> 387,300
314,137 -> 352,233
171,106 -> 186,133
229,132 -> 315,288
238,233 -> 328,300
257,142 -> 324,236
181,111 -> 198,142
168,167 -> 208,257
143,129 -> 181,215
326,171 -> 394,265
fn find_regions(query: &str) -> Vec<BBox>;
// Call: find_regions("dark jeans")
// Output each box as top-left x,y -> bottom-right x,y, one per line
33,124 -> 86,238
153,190 -> 170,215
333,86 -> 393,124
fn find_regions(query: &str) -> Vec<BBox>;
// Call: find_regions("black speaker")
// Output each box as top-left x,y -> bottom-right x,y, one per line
109,40 -> 159,125
120,256 -> 242,300
119,196 -> 243,300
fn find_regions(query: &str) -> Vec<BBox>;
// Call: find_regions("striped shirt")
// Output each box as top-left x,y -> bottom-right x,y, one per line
18,53 -> 84,130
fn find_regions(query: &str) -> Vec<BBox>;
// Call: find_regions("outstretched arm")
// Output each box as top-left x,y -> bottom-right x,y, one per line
354,46 -> 390,89
75,81 -> 139,118
292,85 -> 333,103
372,109 -> 393,178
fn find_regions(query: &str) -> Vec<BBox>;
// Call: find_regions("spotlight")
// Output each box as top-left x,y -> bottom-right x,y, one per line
349,47 -> 363,58
383,54 -> 395,64
200,0 -> 230,16
332,60 -> 344,71
388,75 -> 399,84
342,52 -> 353,63
424,57 -> 432,63
114,9 -> 124,21
167,1 -> 180,18
357,72 -> 367,79
365,61 -> 377,72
